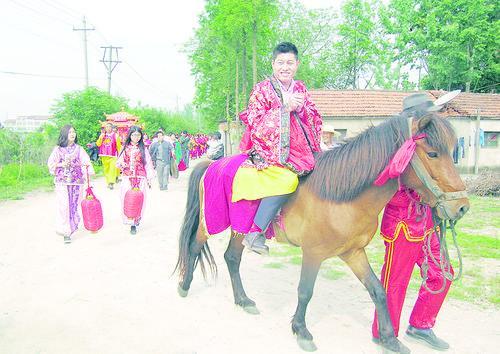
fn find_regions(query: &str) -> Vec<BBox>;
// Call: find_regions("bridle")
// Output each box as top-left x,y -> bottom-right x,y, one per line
407,117 -> 468,220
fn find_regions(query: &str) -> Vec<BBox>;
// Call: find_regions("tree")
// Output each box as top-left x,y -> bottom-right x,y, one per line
187,0 -> 278,128
387,0 -> 499,92
276,1 -> 338,88
332,0 -> 382,89
51,87 -> 128,147
131,105 -> 203,135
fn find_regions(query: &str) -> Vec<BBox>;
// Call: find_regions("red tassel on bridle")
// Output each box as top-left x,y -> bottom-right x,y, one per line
373,133 -> 426,186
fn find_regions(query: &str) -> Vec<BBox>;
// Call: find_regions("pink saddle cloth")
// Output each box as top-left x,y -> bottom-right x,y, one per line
203,154 -> 261,235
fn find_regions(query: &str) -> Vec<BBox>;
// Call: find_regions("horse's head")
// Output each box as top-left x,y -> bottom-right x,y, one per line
401,113 -> 470,221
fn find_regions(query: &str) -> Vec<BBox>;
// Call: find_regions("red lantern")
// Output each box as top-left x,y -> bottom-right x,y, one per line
81,186 -> 103,232
124,178 -> 144,219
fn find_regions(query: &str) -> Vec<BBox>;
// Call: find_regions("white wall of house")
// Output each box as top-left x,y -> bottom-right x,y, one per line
324,116 -> 500,171
3,116 -> 51,132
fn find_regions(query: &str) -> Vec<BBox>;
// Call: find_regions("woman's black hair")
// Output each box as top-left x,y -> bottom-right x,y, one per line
120,125 -> 146,164
57,124 -> 77,147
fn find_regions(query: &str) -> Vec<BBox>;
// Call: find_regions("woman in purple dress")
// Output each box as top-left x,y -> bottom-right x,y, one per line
47,125 -> 94,243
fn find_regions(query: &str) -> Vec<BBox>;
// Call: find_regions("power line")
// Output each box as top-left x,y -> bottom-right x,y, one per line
45,0 -> 82,19
8,0 -> 74,27
1,20 -> 80,50
39,0 -> 81,21
0,70 -> 84,79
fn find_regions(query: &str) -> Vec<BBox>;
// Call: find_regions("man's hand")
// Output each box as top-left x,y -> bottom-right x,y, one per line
285,93 -> 305,112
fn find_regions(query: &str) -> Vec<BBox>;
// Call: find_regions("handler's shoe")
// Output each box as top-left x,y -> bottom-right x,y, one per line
406,326 -> 449,350
130,225 -> 137,235
242,232 -> 269,255
64,236 -> 71,244
108,183 -> 114,190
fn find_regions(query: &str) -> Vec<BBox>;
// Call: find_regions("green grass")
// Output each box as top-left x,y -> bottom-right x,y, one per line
322,268 -> 346,280
0,163 -> 53,200
271,196 -> 500,308
0,161 -> 102,201
264,262 -> 285,269
453,231 -> 500,259
458,195 -> 500,232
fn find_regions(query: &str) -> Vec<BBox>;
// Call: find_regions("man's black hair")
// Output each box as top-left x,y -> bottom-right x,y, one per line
272,42 -> 298,60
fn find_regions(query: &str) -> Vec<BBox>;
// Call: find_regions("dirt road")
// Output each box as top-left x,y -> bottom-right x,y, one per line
0,162 -> 498,354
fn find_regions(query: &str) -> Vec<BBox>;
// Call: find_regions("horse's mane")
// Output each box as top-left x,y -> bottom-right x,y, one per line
306,113 -> 456,202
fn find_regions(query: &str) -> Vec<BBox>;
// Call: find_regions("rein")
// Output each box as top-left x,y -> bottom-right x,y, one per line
420,216 -> 463,294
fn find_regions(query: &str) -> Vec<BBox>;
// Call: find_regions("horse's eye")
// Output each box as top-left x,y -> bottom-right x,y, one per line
427,151 -> 439,158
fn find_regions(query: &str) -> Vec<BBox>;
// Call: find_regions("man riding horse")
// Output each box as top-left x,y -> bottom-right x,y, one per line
237,42 -> 322,254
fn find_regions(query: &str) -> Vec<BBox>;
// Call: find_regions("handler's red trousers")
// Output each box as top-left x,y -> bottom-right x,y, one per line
372,189 -> 453,338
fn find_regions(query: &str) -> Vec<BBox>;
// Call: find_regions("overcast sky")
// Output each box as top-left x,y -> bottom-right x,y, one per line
1,0 -> 339,120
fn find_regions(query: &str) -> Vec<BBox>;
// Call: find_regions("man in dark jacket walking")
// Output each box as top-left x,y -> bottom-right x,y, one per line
149,131 -> 174,190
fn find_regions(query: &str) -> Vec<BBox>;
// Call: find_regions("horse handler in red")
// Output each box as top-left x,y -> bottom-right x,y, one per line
372,93 -> 457,351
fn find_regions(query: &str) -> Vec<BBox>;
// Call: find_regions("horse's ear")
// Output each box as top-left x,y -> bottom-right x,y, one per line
417,114 -> 433,131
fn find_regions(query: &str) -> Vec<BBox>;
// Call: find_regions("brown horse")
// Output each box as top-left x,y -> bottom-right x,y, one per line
174,113 -> 469,353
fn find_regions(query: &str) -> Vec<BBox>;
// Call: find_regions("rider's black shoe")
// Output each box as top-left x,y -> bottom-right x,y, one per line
242,232 -> 269,255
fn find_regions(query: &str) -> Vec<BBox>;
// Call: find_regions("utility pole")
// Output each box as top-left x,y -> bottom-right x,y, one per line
100,46 -> 122,94
73,16 -> 95,88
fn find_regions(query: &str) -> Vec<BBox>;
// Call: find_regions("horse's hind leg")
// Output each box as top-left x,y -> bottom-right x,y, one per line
291,253 -> 322,352
341,248 -> 410,354
224,231 -> 259,314
178,226 -> 208,297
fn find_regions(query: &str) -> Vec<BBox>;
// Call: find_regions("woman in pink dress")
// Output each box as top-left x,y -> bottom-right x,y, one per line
117,126 -> 155,235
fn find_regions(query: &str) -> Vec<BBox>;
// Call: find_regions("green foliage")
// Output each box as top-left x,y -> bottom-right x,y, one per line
51,87 -> 129,147
50,87 -> 205,144
277,1 -> 338,88
0,129 -> 55,166
131,105 -> 207,135
386,0 -> 499,92
0,163 -> 53,200
0,163 -> 50,185
189,0 -> 498,123
188,0 -> 279,126
334,0 -> 380,89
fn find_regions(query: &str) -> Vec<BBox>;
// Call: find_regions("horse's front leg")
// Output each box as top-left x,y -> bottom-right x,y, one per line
341,248 -> 410,354
291,253 -> 322,352
224,231 -> 259,314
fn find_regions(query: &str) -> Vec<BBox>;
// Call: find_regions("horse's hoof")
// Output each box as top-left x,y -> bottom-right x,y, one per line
397,342 -> 410,354
241,305 -> 260,315
378,338 -> 410,354
297,337 -> 317,352
177,285 -> 188,298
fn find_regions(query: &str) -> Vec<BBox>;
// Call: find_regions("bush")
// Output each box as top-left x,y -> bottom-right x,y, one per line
0,129 -> 55,166
0,163 -> 51,185
465,170 -> 500,197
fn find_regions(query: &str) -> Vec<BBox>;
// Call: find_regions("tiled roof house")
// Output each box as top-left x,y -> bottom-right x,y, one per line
309,90 -> 500,171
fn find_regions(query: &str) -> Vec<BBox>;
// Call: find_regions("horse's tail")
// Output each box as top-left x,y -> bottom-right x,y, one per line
174,160 -> 217,281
